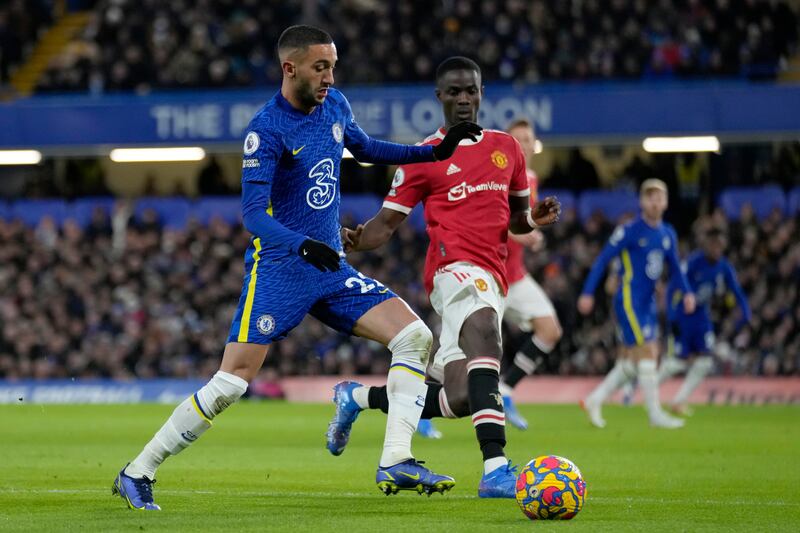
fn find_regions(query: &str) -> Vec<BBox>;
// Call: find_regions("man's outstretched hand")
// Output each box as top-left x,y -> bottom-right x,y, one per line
530,196 -> 561,227
340,225 -> 364,253
432,121 -> 483,161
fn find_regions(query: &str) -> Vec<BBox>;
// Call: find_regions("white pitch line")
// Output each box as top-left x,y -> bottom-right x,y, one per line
0,488 -> 798,507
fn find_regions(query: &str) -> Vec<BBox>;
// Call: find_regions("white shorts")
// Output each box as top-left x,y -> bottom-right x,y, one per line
428,262 -> 505,381
503,274 -> 556,331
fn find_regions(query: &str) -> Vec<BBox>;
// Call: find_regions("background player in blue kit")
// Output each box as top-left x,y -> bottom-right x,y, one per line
578,179 -> 696,429
112,25 -> 481,510
659,227 -> 751,415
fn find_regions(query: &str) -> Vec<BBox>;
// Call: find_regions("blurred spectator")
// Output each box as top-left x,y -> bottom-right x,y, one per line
197,156 -> 233,196
1,197 -> 798,380
0,0 -> 52,87
33,0 -> 800,93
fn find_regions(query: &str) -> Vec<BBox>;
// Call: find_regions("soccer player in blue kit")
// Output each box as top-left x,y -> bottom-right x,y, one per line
578,179 -> 696,429
112,25 -> 481,510
659,226 -> 751,415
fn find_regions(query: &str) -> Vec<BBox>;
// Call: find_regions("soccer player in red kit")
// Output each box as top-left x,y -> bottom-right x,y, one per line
326,56 -> 560,498
497,119 -> 563,430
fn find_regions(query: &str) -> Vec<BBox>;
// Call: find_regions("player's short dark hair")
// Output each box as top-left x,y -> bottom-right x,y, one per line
277,25 -> 333,56
436,56 -> 481,83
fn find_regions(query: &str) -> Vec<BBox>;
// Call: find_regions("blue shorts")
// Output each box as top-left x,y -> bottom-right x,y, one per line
670,316 -> 714,359
227,255 -> 396,345
613,293 -> 658,347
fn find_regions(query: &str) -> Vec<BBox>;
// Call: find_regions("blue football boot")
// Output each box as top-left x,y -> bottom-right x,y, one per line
112,464 -> 160,510
416,419 -> 443,439
478,460 -> 518,498
503,395 -> 529,430
326,380 -> 363,456
376,459 -> 455,496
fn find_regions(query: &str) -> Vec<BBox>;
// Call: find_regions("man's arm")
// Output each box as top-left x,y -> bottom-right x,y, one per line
508,195 -> 561,234
344,208 -> 408,252
665,230 -> 695,313
341,94 -> 480,164
240,127 -> 340,271
723,260 -> 752,323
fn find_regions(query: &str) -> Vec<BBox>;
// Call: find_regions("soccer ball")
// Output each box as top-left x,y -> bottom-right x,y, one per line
515,455 -> 586,520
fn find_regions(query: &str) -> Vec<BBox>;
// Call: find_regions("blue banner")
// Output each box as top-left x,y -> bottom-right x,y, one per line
2,82 -> 799,148
0,379 -> 206,404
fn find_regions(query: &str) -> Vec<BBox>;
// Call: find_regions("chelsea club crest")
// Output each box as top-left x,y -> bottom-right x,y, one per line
256,314 -> 275,335
332,122 -> 343,143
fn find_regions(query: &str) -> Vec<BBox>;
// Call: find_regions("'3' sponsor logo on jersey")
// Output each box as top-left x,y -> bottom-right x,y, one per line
306,158 -> 337,210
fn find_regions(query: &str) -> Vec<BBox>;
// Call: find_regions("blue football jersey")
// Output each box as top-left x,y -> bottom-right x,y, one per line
582,216 -> 691,307
667,251 -> 750,322
239,88 -> 433,263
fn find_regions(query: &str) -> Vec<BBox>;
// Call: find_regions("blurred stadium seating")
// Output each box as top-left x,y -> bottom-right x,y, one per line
1,188 -> 797,381
27,0 -> 800,93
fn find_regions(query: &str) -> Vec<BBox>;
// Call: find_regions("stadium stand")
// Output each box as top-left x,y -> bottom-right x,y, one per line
719,185 -> 786,220
30,0 -> 800,93
1,189 -> 797,381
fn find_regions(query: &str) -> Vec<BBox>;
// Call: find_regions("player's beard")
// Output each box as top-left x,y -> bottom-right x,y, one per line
297,78 -> 323,108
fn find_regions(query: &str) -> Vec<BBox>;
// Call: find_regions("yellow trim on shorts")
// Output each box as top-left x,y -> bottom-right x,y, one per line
237,237 -> 262,342
621,250 -> 645,345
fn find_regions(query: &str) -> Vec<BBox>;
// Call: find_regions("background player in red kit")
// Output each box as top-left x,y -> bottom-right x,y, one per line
327,57 -> 560,498
497,119 -> 564,430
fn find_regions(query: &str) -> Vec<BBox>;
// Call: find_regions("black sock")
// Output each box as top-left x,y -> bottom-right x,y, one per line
421,382 -> 443,419
502,336 -> 547,388
467,358 -> 506,461
367,385 -> 389,414
367,383 -> 444,419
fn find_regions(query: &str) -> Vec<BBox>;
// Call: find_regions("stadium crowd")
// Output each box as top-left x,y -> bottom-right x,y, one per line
0,0 -> 52,86
31,0 -> 799,93
1,199 -> 797,381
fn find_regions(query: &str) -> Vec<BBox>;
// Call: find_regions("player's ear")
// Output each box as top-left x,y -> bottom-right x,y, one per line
435,88 -> 442,102
283,60 -> 296,79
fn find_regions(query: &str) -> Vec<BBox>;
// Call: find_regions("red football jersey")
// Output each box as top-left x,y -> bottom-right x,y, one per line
505,169 -> 539,284
383,129 -> 530,295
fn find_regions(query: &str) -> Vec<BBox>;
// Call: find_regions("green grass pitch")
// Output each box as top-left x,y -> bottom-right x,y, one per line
1,402 -> 798,532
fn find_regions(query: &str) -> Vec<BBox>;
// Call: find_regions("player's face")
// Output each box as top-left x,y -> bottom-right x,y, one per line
640,189 -> 667,219
436,70 -> 483,127
704,235 -> 726,261
288,43 -> 337,108
508,124 -> 536,163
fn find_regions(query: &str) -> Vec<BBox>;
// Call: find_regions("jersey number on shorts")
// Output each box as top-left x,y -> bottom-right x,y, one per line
345,272 -> 385,294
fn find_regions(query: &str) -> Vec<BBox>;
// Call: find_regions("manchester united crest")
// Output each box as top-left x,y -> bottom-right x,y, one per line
491,150 -> 508,169
475,278 -> 489,292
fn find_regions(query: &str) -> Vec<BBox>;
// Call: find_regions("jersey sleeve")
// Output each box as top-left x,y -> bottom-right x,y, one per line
241,126 -> 282,184
340,92 -> 435,164
665,226 -> 692,294
723,259 -> 752,322
382,164 -> 428,214
239,124 -> 306,252
581,223 -> 630,295
509,140 -> 531,198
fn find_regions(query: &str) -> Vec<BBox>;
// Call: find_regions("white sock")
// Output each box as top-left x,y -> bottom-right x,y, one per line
484,456 -> 508,475
638,359 -> 663,417
498,381 -> 513,396
673,358 -> 713,405
352,385 -> 371,409
587,359 -> 635,405
658,357 -> 688,384
379,321 -> 432,468
125,371 -> 248,479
